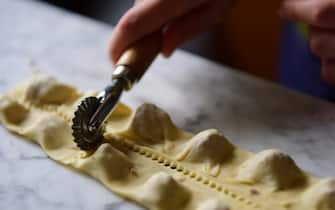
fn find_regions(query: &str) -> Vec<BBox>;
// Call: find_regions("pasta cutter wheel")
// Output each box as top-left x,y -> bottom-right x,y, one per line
72,97 -> 103,150
72,79 -> 124,150
71,32 -> 161,151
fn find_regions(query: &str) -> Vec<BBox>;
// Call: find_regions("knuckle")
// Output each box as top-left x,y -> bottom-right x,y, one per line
310,37 -> 325,56
211,10 -> 224,24
310,38 -> 323,55
175,0 -> 206,15
173,0 -> 189,16
312,0 -> 335,24
212,5 -> 228,23
118,10 -> 139,34
321,67 -> 329,83
215,1 -> 228,18
321,64 -> 335,85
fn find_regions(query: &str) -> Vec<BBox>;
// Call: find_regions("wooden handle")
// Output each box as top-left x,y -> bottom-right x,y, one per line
116,32 -> 161,83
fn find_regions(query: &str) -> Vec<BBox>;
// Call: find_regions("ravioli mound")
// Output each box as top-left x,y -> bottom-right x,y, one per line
301,178 -> 335,210
237,149 -> 305,190
0,74 -> 334,210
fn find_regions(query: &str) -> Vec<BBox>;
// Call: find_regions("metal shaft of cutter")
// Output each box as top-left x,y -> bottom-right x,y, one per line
71,32 -> 161,151
87,32 -> 162,132
88,78 -> 125,131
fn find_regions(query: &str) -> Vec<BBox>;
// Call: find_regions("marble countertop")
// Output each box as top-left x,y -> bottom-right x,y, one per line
1,0 -> 335,210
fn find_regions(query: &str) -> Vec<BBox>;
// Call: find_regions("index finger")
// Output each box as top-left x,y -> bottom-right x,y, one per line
280,0 -> 335,28
109,0 -> 206,63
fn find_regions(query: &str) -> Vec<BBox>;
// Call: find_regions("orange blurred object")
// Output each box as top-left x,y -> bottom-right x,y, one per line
215,0 -> 283,81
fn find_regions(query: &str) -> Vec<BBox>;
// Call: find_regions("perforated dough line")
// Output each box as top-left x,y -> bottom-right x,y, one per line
116,138 -> 262,210
11,96 -> 263,210
2,74 -> 334,210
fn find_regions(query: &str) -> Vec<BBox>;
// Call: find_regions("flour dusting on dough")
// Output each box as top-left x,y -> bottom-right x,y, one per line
0,96 -> 28,125
135,172 -> 190,210
0,74 -> 334,210
237,149 -> 305,190
176,129 -> 234,176
79,143 -> 133,181
122,103 -> 181,143
25,73 -> 79,104
196,199 -> 230,210
301,178 -> 335,210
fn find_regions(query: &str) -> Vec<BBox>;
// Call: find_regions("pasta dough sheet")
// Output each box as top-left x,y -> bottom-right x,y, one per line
0,73 -> 334,210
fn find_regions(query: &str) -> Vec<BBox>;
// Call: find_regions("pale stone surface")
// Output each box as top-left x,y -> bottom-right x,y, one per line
1,0 -> 335,210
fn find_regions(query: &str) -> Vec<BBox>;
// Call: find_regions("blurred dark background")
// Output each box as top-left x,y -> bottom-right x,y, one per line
41,0 -> 283,81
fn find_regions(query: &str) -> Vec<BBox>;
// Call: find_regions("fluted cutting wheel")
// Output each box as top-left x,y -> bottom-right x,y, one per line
72,97 -> 103,150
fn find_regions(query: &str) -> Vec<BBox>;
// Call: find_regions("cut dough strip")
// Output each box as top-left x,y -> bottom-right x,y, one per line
0,74 -> 334,210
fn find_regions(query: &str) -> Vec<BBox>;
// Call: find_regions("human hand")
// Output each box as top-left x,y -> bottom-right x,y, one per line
279,0 -> 335,84
109,0 -> 231,64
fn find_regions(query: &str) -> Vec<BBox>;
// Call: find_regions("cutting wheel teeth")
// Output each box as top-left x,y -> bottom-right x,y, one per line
71,97 -> 103,151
